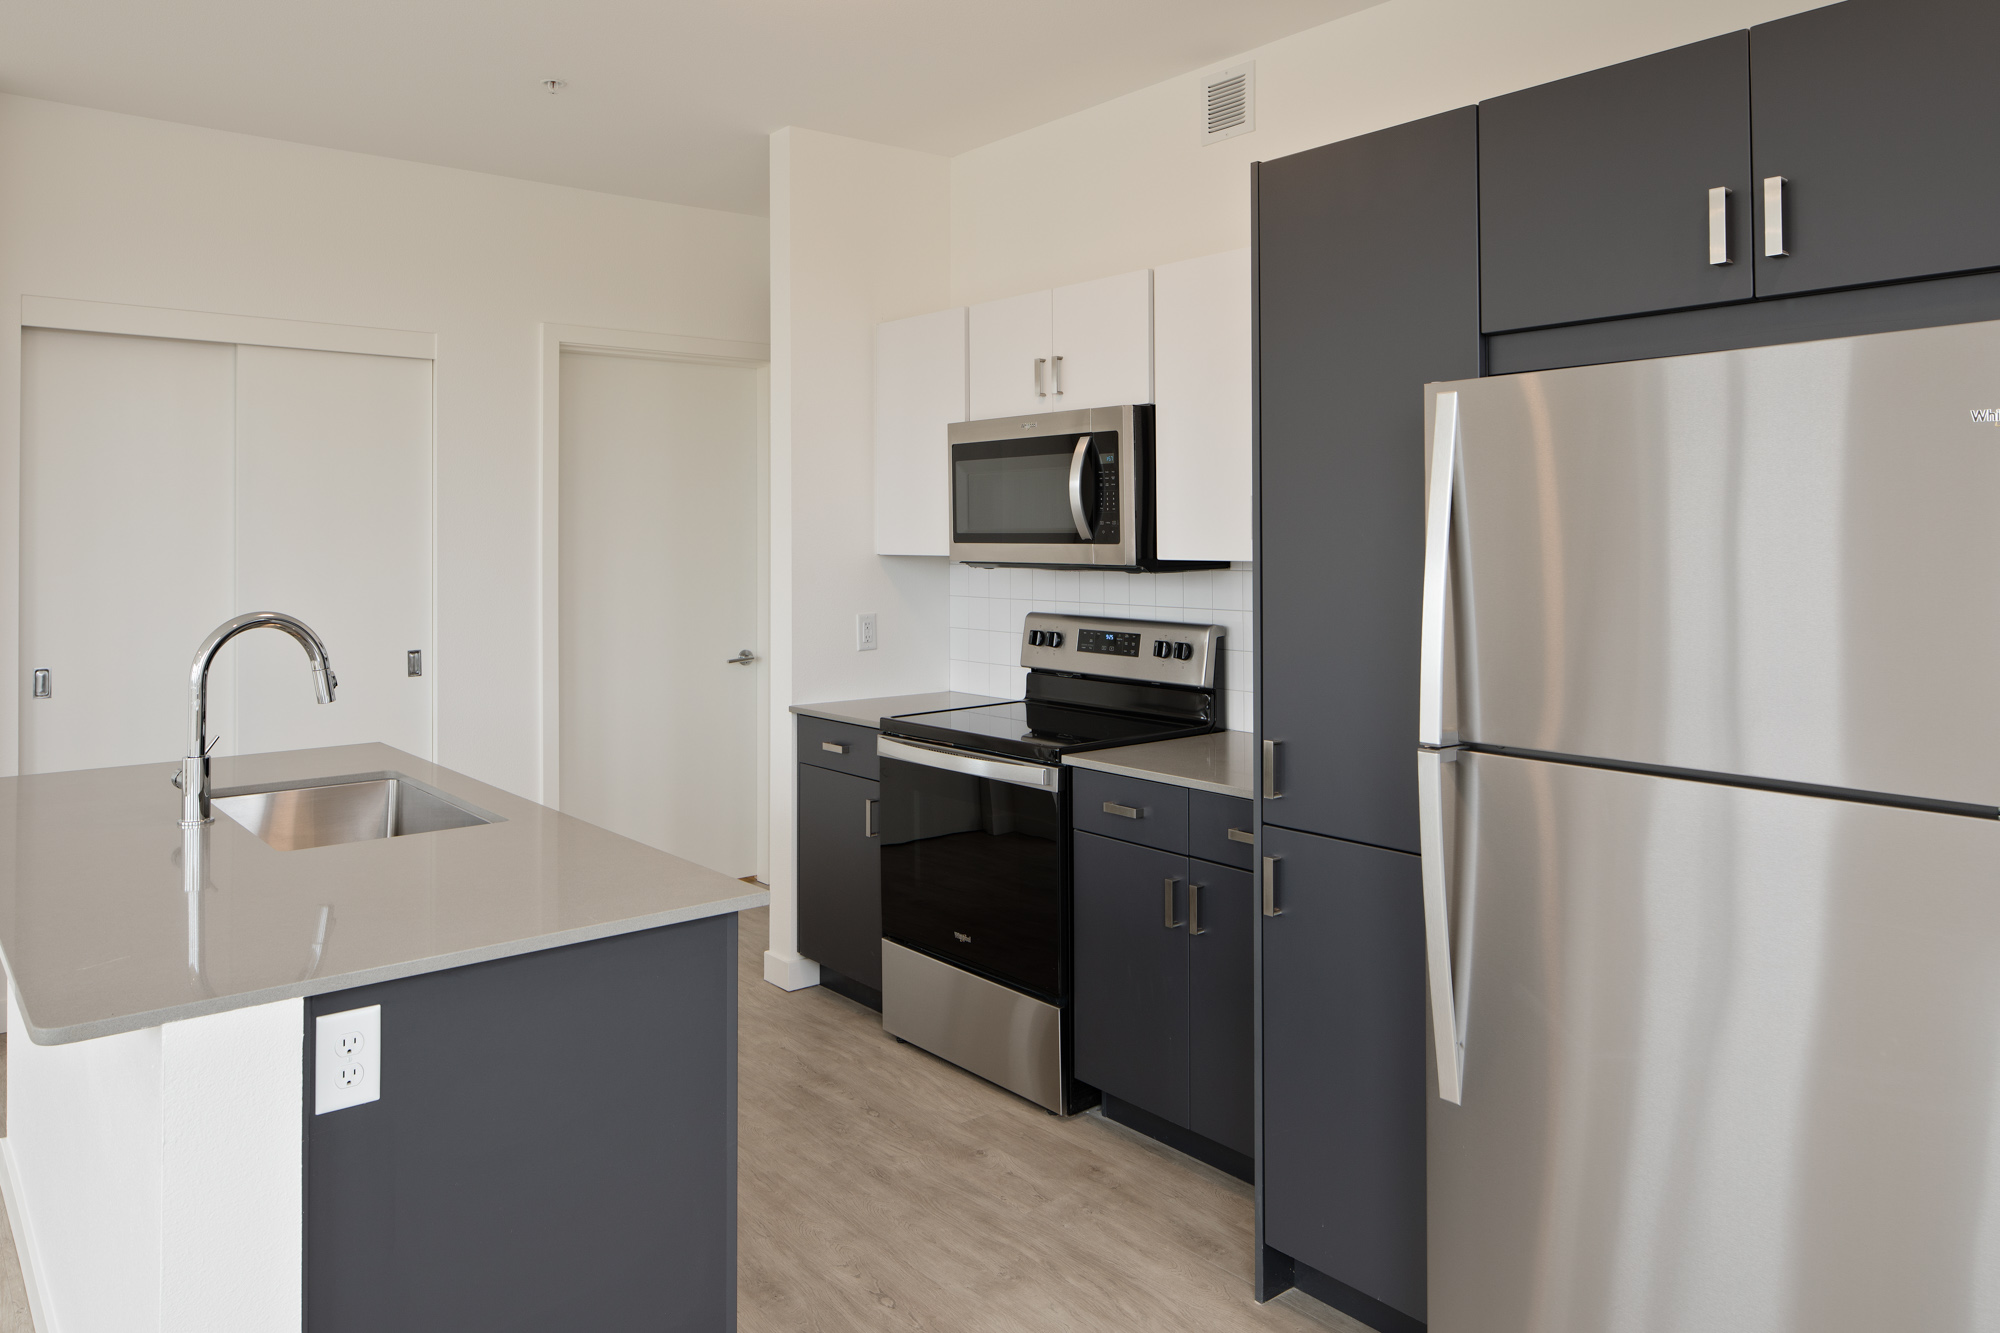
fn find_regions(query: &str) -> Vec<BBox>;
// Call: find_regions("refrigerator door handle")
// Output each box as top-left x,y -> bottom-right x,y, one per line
1419,391 -> 1458,749
1419,747 -> 1465,1104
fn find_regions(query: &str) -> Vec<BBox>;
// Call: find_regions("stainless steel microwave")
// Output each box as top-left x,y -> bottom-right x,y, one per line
947,405 -> 1223,571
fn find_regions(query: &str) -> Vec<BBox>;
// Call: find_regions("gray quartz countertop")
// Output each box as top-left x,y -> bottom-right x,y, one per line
789,692 -> 1005,730
0,743 -> 768,1045
1064,730 -> 1256,800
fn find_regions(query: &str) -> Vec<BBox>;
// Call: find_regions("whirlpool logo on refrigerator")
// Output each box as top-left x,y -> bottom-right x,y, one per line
1971,409 -> 2000,423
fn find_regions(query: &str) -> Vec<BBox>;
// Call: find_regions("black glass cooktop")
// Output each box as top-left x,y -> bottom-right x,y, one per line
880,699 -> 1212,765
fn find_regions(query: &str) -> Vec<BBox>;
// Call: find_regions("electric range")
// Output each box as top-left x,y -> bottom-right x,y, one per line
874,611 -> 1223,1114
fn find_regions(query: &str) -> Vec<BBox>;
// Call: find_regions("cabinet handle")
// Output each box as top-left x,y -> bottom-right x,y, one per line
1763,176 -> 1788,257
1227,827 -> 1255,844
1188,882 -> 1206,935
1035,357 -> 1049,398
1707,186 -> 1731,265
821,741 -> 848,755
1262,856 -> 1282,917
1163,877 -> 1182,929
1101,801 -> 1142,819
863,798 -> 879,838
1051,354 -> 1065,397
1262,739 -> 1282,799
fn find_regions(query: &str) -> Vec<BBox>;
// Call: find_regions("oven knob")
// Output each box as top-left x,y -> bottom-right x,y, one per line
1028,630 -> 1045,646
1047,632 -> 1063,648
1174,642 -> 1194,661
1153,640 -> 1171,658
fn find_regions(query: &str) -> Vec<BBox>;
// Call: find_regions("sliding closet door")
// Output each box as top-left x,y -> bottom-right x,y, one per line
232,345 -> 433,758
19,329 -> 236,775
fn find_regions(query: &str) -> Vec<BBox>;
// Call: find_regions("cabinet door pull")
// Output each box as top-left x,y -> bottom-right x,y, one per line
1707,186 -> 1731,265
1227,827 -> 1255,844
1102,801 -> 1142,819
821,741 -> 848,755
1763,176 -> 1788,257
1262,739 -> 1282,799
1035,357 -> 1049,398
1163,877 -> 1182,929
1262,856 -> 1282,917
863,798 -> 879,838
1051,354 -> 1065,397
1188,882 -> 1206,935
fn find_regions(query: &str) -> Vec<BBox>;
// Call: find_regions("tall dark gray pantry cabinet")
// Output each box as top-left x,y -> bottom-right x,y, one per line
1253,1 -> 2000,1330
1253,108 -> 1478,1333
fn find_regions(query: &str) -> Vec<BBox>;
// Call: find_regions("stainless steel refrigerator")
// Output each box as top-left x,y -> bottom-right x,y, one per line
1421,320 -> 2000,1333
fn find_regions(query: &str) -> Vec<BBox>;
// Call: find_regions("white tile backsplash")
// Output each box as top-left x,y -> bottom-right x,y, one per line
948,566 -> 1255,731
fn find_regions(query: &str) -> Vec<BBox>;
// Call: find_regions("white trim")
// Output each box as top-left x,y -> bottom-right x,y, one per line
21,297 -> 435,361
762,950 -> 822,992
0,1139 -> 58,1333
535,322 -> 771,811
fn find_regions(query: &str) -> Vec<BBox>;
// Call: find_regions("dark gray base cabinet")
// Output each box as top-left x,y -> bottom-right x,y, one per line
1261,826 -> 1426,1327
1072,830 -> 1253,1158
796,719 -> 882,992
306,917 -> 737,1333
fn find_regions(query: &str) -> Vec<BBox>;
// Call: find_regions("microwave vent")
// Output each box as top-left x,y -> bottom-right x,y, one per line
1202,62 -> 1254,145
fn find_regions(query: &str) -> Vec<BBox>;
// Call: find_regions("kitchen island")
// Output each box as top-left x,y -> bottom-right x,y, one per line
0,742 -> 765,1333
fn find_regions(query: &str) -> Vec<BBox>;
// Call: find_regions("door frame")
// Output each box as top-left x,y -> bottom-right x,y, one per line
536,323 -> 771,876
10,295 -> 441,778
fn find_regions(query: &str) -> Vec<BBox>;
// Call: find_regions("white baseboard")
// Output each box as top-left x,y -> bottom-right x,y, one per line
0,1140 -> 56,1333
762,950 -> 821,991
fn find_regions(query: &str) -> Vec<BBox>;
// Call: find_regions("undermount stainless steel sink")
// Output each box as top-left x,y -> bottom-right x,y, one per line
211,772 -> 502,852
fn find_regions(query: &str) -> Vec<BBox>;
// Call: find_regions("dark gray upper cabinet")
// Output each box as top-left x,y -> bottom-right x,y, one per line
1257,108 -> 1480,854
1479,32 -> 1753,332
796,758 -> 882,991
1073,831 -> 1191,1124
1185,860 -> 1253,1157
1752,0 -> 2000,296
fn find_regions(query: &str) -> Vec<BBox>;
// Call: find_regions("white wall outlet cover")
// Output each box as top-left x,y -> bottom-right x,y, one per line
315,1004 -> 381,1114
857,612 -> 879,651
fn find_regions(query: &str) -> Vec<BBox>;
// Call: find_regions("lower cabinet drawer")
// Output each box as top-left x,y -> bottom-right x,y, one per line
1189,790 -> 1255,870
1072,767 -> 1190,853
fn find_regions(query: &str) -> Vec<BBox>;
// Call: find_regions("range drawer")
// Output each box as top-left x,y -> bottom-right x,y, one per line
797,715 -> 879,780
1071,768 -> 1189,854
1189,790 -> 1256,871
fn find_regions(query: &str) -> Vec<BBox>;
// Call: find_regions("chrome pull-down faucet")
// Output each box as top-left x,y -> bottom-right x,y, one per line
177,612 -> 337,827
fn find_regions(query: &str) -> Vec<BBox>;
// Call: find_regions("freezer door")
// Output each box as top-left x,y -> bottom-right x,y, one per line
1430,751 -> 2000,1333
1434,318 -> 2000,806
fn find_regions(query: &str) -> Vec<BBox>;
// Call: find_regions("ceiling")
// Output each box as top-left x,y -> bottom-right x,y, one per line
0,0 -> 1384,217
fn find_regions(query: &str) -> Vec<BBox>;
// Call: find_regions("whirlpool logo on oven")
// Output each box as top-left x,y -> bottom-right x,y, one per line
953,931 -> 971,943
1972,409 -> 2000,423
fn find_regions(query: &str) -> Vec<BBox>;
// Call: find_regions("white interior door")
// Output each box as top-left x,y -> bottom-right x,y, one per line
231,345 -> 433,759
559,350 -> 760,877
20,329 -> 237,775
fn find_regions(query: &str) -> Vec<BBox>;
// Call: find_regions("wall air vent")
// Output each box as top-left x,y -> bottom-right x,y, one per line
1202,62 -> 1255,145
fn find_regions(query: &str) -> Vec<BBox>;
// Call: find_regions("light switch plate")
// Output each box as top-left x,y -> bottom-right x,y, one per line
315,1004 -> 381,1114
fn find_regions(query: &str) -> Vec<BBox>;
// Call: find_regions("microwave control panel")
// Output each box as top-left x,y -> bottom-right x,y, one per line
1090,443 -> 1120,544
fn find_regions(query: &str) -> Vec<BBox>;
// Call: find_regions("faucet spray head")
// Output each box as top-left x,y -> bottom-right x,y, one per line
315,665 -> 337,705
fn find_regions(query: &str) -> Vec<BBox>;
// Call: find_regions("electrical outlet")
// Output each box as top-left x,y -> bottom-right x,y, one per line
315,1005 -> 381,1114
857,613 -> 878,652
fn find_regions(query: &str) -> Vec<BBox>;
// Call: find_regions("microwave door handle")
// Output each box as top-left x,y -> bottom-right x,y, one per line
1067,435 -> 1094,540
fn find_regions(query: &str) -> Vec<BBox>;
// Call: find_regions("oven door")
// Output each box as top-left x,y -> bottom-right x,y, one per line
877,737 -> 1066,1000
948,406 -> 1136,568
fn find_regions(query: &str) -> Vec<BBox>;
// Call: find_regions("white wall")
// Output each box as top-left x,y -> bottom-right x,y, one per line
0,93 -> 768,799
949,0 -> 1836,306
766,127 -> 952,985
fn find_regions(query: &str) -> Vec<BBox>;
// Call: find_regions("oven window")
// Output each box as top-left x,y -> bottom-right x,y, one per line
879,758 -> 1063,998
951,433 -> 1102,543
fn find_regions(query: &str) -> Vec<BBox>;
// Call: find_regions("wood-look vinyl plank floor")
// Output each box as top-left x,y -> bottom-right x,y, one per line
0,914 -> 1364,1333
737,907 -> 1369,1333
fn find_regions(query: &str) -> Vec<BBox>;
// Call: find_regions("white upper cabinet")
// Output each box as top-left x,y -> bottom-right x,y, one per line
966,289 -> 1052,420
968,269 -> 1153,420
874,307 -> 967,557
1050,269 -> 1153,411
1153,249 -> 1252,562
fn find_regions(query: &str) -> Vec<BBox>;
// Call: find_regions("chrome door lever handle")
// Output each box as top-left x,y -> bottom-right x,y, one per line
727,649 -> 759,665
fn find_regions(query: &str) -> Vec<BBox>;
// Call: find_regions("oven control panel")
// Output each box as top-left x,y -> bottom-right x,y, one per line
1018,612 -> 1221,689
